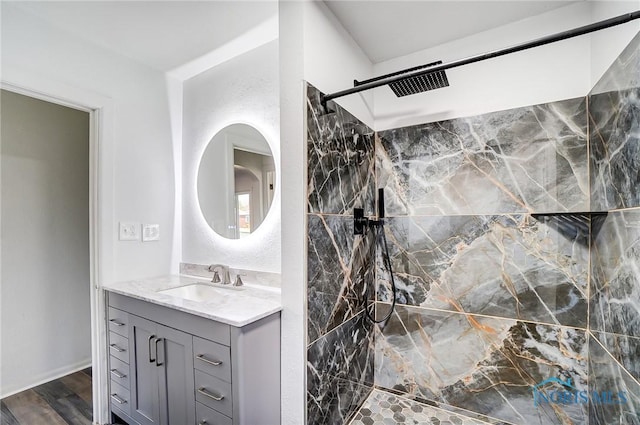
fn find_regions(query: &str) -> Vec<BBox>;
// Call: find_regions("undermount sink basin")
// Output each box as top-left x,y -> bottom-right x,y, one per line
159,283 -> 243,302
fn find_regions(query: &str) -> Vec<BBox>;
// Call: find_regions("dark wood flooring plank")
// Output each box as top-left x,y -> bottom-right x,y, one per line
80,367 -> 92,378
32,379 -> 73,404
2,389 -> 67,425
60,372 -> 92,405
1,401 -> 20,425
49,395 -> 92,425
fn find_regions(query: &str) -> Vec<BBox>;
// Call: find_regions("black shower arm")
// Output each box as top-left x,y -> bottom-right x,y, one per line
321,10 -> 640,109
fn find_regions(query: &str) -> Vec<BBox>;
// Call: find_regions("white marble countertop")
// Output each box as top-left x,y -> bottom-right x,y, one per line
103,275 -> 282,327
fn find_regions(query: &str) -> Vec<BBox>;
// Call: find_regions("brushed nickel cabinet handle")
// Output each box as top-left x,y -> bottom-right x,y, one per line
110,369 -> 126,379
198,387 -> 224,401
110,344 -> 125,353
110,394 -> 127,404
109,319 -> 125,326
196,354 -> 222,366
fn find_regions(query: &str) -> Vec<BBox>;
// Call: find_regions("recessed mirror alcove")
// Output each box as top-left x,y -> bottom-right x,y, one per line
197,123 -> 275,239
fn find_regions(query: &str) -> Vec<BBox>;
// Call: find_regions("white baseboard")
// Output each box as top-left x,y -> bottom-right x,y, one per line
1,358 -> 92,399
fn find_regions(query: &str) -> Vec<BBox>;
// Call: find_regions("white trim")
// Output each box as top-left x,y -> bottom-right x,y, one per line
1,65 -> 115,425
0,360 -> 92,399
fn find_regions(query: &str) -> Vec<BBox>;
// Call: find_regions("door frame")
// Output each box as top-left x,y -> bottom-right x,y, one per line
2,67 -> 115,424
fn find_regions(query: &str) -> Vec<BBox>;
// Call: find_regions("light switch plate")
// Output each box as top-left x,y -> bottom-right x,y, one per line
119,222 -> 139,241
142,224 -> 160,242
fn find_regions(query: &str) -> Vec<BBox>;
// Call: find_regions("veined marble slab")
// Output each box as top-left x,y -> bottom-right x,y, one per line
592,331 -> 640,383
590,31 -> 640,96
307,84 -> 376,215
589,87 -> 640,211
307,214 -> 375,343
377,97 -> 588,215
375,305 -> 588,425
588,334 -> 640,425
377,214 -> 589,327
102,275 -> 281,327
307,312 -> 374,425
591,209 -> 640,338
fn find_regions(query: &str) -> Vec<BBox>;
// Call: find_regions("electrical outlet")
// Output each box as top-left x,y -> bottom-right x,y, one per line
142,224 -> 160,242
119,222 -> 139,241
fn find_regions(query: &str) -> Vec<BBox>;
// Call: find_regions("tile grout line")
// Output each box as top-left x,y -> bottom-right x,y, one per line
374,301 -> 590,332
588,330 -> 640,389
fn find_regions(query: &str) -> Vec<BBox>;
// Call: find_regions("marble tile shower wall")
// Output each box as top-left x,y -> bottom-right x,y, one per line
305,32 -> 639,425
588,31 -> 640,425
375,97 -> 593,425
306,84 -> 376,424
371,31 -> 640,425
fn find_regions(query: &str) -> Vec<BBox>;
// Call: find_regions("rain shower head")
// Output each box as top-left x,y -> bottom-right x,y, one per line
354,60 -> 449,98
388,68 -> 449,97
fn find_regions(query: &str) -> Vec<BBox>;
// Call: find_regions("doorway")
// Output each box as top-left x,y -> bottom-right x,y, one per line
1,89 -> 93,423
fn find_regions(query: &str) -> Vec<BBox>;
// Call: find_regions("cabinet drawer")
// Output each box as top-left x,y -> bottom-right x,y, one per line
110,380 -> 131,416
195,370 -> 232,418
109,331 -> 129,363
108,307 -> 129,337
194,337 -> 231,382
196,401 -> 232,425
109,356 -> 130,389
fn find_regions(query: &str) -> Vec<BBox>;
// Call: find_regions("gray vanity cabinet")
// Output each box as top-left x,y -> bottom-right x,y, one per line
106,290 -> 281,425
129,316 -> 195,425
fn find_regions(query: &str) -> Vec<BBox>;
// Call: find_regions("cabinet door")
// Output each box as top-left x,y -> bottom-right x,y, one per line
157,324 -> 195,425
130,315 -> 161,425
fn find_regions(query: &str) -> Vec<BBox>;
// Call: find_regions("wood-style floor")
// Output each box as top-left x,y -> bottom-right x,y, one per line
1,368 -> 92,425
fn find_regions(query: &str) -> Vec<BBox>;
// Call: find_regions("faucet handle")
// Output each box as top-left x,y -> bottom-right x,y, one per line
211,271 -> 221,283
233,274 -> 245,287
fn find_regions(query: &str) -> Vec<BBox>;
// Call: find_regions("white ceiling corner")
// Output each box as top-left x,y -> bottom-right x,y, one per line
323,0 -> 582,63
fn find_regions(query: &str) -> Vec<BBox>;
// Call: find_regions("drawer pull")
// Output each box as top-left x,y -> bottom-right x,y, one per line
109,319 -> 125,326
110,394 -> 127,405
198,422 -> 207,425
196,354 -> 222,366
198,387 -> 224,401
148,335 -> 156,363
110,344 -> 125,353
110,369 -> 126,379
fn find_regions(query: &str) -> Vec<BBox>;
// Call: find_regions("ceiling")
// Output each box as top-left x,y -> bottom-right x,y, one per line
6,1 -> 278,72
324,1 -> 581,63
7,1 -> 584,73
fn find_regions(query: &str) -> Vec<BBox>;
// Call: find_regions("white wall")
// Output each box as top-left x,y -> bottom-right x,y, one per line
372,2 -> 594,130
303,1 -> 375,128
1,4 -> 178,410
1,90 -> 91,397
279,2 -> 306,424
371,1 -> 640,130
278,1 -> 377,423
1,3 -> 177,284
182,41 -> 281,272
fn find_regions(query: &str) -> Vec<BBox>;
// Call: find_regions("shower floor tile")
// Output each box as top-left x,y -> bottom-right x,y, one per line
348,389 -> 492,425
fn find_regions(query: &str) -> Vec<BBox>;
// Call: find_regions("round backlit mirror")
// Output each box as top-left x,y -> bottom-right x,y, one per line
197,124 -> 275,239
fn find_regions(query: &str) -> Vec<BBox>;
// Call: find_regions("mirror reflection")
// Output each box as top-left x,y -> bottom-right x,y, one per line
197,124 -> 275,239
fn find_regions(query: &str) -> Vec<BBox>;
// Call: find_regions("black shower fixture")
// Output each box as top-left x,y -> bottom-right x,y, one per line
354,60 -> 449,97
355,189 -> 398,324
320,9 -> 640,110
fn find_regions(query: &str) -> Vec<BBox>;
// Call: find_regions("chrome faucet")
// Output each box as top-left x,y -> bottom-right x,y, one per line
208,264 -> 231,285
